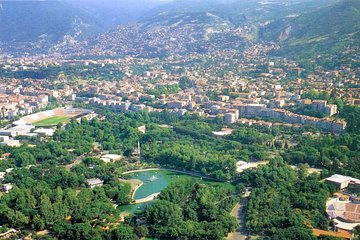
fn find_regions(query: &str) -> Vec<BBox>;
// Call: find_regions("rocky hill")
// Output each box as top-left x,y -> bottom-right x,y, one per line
0,0 -> 163,55
1,0 -> 357,59
0,1 -> 104,53
259,0 -> 360,57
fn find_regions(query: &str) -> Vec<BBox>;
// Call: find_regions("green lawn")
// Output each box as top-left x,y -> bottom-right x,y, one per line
33,116 -> 71,126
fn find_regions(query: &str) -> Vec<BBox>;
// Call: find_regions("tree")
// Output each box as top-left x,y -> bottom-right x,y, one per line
8,210 -> 30,228
272,227 -> 315,240
236,183 -> 246,195
111,224 -> 138,240
32,214 -> 45,230
179,76 -> 192,90
243,159 -> 330,238
72,223 -> 102,240
134,225 -> 149,238
39,194 -> 54,225
143,181 -> 237,239
145,200 -> 183,227
354,225 -> 360,240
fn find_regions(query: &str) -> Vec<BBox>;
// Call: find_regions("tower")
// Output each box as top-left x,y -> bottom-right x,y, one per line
137,140 -> 141,160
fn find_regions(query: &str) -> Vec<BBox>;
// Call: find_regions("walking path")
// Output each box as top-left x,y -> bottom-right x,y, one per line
135,192 -> 161,204
122,168 -> 217,181
290,165 -> 323,174
226,191 -> 251,240
227,198 -> 249,240
122,168 -> 160,174
118,178 -> 143,198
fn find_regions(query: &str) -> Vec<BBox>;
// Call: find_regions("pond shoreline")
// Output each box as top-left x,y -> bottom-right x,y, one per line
135,192 -> 161,204
122,167 -> 217,181
132,182 -> 143,199
119,168 -> 232,213
118,178 -> 143,199
121,168 -> 217,204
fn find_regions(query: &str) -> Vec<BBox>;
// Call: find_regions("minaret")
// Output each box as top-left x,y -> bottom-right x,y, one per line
137,140 -> 141,160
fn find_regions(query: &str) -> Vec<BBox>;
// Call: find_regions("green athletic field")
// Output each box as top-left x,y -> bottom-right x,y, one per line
33,116 -> 72,126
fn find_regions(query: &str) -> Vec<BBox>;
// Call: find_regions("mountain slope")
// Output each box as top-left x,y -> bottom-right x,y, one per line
67,0 -> 166,28
0,1 -> 103,53
2,0 -> 356,59
62,0 -> 251,57
260,0 -> 360,57
68,0 -> 344,57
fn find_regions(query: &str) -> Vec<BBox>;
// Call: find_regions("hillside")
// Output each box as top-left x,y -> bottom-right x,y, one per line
0,1 -> 103,53
62,0 -> 250,57
68,0 -> 165,28
1,0 -> 357,59
260,0 -> 360,57
64,0 -> 333,57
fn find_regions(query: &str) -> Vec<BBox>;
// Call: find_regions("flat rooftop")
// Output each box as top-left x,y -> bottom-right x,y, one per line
1,125 -> 34,133
326,174 -> 360,184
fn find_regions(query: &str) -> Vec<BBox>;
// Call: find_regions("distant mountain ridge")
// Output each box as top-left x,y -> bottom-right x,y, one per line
0,1 -> 103,53
0,0 -> 164,54
67,0 -> 165,28
0,0 -> 358,59
137,0 -> 360,58
58,0 -> 252,57
259,0 -> 360,57
0,1 -> 103,43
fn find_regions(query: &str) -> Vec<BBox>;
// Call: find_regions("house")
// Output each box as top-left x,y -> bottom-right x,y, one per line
212,128 -> 233,138
2,183 -> 13,193
218,95 -> 230,102
0,136 -> 9,142
0,139 -> 21,147
325,174 -> 360,190
0,153 -> 11,159
86,178 -> 104,188
100,154 -> 123,163
224,113 -> 238,124
0,172 -> 5,181
138,125 -> 146,134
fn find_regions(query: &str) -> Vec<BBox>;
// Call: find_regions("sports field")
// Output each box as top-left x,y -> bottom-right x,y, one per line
33,116 -> 72,126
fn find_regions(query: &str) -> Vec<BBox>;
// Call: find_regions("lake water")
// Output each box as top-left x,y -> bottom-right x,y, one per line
131,170 -> 183,200
119,169 -> 215,213
132,170 -> 174,200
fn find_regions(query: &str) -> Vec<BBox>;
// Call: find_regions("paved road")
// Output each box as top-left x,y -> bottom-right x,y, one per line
227,191 -> 250,240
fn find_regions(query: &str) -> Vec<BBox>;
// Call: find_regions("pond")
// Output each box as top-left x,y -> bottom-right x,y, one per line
118,202 -> 153,213
131,169 -> 188,200
119,169 -> 220,213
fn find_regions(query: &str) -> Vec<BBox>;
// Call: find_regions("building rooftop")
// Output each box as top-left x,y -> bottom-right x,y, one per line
312,228 -> 352,240
0,125 -> 34,133
101,154 -> 123,160
326,198 -> 360,224
326,174 -> 360,184
34,128 -> 56,136
212,128 -> 233,137
86,178 -> 104,186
